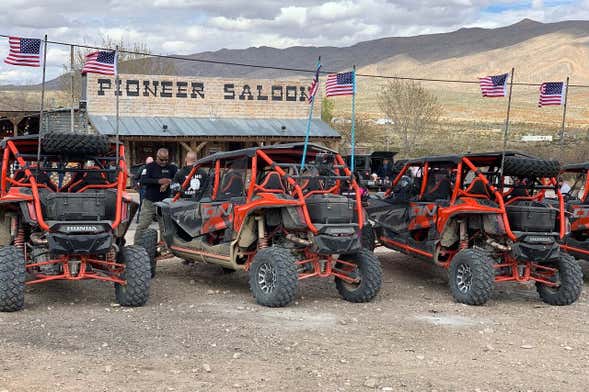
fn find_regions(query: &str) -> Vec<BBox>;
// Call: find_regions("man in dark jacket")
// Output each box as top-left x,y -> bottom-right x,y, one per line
377,159 -> 394,180
171,151 -> 207,199
134,148 -> 177,243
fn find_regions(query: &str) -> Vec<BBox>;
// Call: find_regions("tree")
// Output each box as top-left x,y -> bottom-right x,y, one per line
321,98 -> 334,124
377,79 -> 443,157
58,35 -> 177,105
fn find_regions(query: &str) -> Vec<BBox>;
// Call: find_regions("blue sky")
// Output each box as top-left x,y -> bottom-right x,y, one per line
0,0 -> 587,85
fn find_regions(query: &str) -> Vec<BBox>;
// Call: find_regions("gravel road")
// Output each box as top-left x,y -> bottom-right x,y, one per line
1,240 -> 588,391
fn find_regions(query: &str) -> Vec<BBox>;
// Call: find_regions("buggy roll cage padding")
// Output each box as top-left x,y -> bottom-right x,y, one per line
0,139 -> 128,231
172,149 -> 364,233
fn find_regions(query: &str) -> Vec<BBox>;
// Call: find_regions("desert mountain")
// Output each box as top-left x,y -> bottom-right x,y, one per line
4,19 -> 589,90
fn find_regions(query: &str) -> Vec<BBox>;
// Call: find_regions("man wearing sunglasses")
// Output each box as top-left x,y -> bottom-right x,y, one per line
134,148 -> 178,244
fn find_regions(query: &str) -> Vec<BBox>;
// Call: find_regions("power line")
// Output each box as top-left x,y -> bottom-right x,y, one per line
2,33 -> 589,88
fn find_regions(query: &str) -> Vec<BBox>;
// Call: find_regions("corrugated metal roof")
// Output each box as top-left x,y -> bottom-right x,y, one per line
88,115 -> 340,138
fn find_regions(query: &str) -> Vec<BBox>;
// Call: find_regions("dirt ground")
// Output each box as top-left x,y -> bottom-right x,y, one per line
1,233 -> 589,392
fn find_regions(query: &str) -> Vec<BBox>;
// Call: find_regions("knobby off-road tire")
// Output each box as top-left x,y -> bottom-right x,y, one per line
0,246 -> 25,312
360,222 -> 376,251
336,248 -> 382,303
502,156 -> 560,178
41,132 -> 110,155
115,246 -> 151,307
136,228 -> 158,278
536,253 -> 583,306
249,246 -> 298,307
449,248 -> 495,306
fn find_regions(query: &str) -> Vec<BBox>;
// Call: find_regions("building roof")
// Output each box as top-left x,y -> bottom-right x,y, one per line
88,115 -> 341,139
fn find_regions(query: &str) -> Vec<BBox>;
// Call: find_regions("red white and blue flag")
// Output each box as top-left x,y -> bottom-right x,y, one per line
81,50 -> 117,75
538,82 -> 565,107
4,36 -> 42,67
308,64 -> 321,103
479,73 -> 508,97
325,71 -> 355,97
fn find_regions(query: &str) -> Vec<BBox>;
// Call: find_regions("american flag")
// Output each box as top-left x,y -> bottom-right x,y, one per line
538,82 -> 565,107
479,73 -> 508,97
325,71 -> 355,97
81,50 -> 117,75
308,64 -> 321,103
4,36 -> 42,67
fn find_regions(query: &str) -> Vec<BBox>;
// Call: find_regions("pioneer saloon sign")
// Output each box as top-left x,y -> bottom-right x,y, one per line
86,73 -> 320,119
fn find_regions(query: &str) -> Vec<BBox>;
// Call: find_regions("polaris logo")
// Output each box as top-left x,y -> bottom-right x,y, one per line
61,225 -> 100,233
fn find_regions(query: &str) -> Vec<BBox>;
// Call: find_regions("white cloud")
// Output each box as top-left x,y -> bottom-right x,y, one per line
0,0 -> 587,84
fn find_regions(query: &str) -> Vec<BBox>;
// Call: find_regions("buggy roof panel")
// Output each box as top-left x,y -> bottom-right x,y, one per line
563,162 -> 589,172
403,151 -> 535,165
1,135 -> 119,156
195,142 -> 338,166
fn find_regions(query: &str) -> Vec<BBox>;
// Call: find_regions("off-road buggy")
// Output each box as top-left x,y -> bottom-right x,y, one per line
559,162 -> 589,261
363,151 -> 583,306
0,134 -> 150,312
144,143 -> 381,307
344,151 -> 398,190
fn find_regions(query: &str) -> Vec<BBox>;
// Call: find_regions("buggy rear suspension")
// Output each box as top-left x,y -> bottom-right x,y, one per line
26,254 -> 126,285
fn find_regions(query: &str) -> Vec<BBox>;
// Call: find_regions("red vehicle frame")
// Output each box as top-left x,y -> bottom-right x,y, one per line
153,143 -> 382,307
365,151 -> 582,305
560,162 -> 589,260
0,135 -> 149,311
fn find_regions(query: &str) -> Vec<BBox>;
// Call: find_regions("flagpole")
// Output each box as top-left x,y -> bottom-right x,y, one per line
350,65 -> 357,172
36,34 -> 48,166
500,67 -> 515,177
70,45 -> 75,132
301,56 -> 320,169
560,76 -> 570,154
115,46 -> 120,170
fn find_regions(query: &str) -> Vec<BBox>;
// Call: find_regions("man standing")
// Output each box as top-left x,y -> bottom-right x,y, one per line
134,156 -> 153,223
377,159 -> 394,180
134,148 -> 177,243
172,151 -> 210,199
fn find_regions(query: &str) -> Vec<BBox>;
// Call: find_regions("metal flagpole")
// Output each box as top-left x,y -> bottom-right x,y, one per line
70,45 -> 75,132
560,76 -> 570,154
500,67 -> 515,177
350,65 -> 357,172
301,56 -> 320,169
115,46 -> 120,169
36,34 -> 48,167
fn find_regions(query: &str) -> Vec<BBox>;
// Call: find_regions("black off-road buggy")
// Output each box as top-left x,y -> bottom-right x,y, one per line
0,134 -> 150,312
363,152 -> 583,306
140,143 -> 382,307
559,162 -> 589,261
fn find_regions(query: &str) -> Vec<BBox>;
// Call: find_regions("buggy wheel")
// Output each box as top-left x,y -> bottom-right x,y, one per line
248,247 -> 298,307
502,156 -> 560,178
536,254 -> 583,306
115,246 -> 151,307
135,228 -> 158,278
449,249 -> 494,306
0,246 -> 25,312
335,249 -> 382,303
41,132 -> 111,155
361,222 -> 376,251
